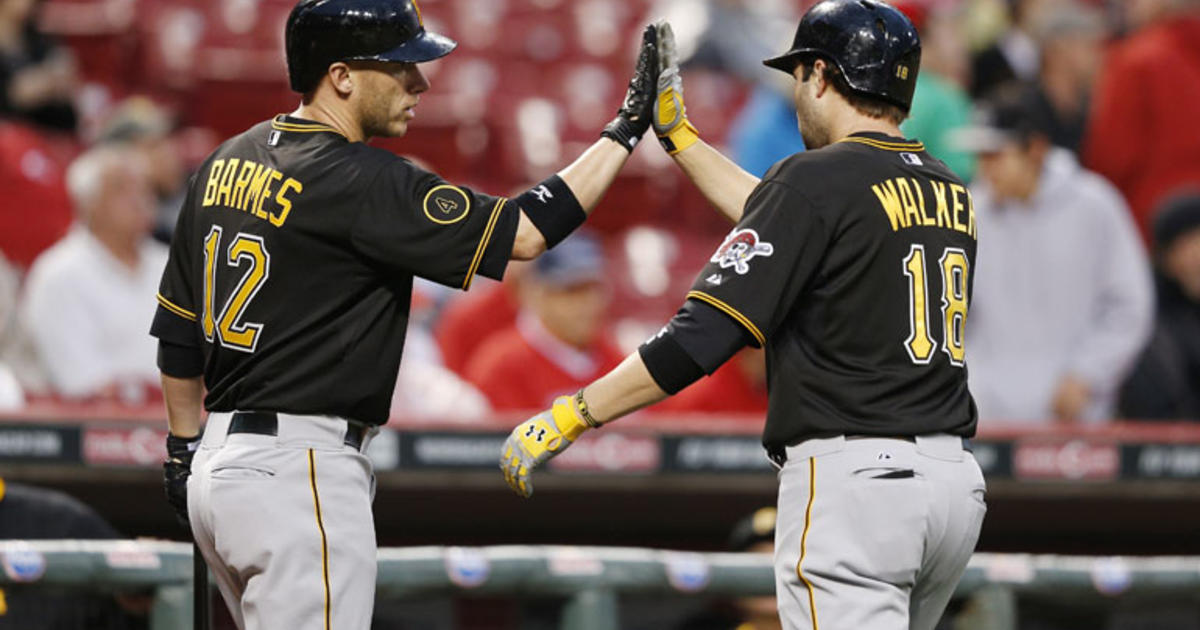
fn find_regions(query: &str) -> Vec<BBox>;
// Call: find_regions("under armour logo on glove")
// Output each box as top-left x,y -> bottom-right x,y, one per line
500,396 -> 592,498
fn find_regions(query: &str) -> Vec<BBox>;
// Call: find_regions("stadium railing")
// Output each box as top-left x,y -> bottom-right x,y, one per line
2,541 -> 1198,630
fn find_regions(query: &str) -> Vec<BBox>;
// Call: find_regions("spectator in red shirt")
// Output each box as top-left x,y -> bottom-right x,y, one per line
657,348 -> 767,415
464,233 -> 623,412
435,262 -> 525,375
1084,0 -> 1200,240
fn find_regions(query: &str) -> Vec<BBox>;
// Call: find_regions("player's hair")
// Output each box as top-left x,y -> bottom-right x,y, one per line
801,58 -> 907,125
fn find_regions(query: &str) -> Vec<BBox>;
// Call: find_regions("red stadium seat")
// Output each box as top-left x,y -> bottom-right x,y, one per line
0,123 -> 75,270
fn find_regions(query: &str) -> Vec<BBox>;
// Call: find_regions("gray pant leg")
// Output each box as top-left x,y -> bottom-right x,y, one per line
191,434 -> 377,630
189,446 -> 247,630
775,441 -> 920,630
774,436 -> 985,630
908,450 -> 987,630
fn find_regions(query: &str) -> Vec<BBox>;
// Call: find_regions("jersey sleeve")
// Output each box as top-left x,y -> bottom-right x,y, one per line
686,180 -> 832,347
352,159 -> 520,290
150,181 -> 204,348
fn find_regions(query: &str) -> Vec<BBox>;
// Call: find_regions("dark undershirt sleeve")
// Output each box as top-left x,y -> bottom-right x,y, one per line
157,340 -> 205,378
639,300 -> 753,394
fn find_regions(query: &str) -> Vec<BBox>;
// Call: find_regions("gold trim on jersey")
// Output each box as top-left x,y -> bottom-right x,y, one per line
308,449 -> 332,630
837,136 -> 925,152
462,197 -> 507,291
796,458 -> 819,630
271,115 -> 345,138
686,291 -> 766,347
157,293 -> 198,322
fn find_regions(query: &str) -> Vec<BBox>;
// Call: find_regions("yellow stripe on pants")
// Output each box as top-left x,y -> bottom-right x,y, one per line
308,449 -> 331,630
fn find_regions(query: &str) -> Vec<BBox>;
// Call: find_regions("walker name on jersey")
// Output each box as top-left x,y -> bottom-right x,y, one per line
871,177 -> 977,240
201,158 -> 303,228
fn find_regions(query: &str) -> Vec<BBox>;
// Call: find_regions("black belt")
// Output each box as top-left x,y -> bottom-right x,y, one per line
767,435 -> 972,467
227,411 -> 369,450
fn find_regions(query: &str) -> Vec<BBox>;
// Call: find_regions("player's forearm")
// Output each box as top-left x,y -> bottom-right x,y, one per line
559,137 -> 632,213
161,374 -> 204,438
672,140 -> 759,224
580,353 -> 669,425
510,138 -> 632,260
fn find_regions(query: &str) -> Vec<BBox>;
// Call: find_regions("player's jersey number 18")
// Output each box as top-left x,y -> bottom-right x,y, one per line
202,226 -> 270,353
902,244 -> 968,367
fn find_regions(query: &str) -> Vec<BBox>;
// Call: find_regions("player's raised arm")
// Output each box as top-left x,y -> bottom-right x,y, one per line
509,25 -> 661,260
651,22 -> 761,225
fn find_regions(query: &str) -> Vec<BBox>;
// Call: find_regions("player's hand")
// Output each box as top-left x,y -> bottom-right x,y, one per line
162,433 -> 200,529
652,21 -> 700,155
500,396 -> 592,498
600,24 -> 659,152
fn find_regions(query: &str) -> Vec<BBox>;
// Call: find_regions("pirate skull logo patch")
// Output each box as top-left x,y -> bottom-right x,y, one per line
711,228 -> 774,275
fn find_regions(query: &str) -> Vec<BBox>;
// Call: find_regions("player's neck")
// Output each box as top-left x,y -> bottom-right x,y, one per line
291,100 -> 365,143
829,111 -> 906,143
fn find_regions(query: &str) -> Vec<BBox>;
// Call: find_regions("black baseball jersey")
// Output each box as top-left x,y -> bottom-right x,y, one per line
688,132 -> 978,448
150,115 -> 519,424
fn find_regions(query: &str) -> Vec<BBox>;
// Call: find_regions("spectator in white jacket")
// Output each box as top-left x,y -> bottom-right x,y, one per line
18,145 -> 167,402
956,87 -> 1153,423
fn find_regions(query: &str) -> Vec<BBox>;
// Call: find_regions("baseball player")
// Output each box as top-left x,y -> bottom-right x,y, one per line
501,2 -> 986,629
152,0 -> 661,627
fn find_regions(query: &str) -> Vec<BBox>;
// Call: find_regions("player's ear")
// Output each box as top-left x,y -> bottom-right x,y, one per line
328,62 -> 355,98
811,59 -> 831,99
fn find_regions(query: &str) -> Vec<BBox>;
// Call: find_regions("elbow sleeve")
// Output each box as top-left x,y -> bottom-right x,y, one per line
638,300 -> 753,394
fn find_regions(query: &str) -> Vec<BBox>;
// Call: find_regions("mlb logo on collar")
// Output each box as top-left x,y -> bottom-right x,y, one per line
900,152 -> 923,166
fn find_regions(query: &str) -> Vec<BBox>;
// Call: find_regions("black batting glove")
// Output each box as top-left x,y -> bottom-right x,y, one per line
163,433 -> 200,530
601,24 -> 660,152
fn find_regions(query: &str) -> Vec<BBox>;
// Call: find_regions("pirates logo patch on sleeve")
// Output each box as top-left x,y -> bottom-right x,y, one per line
423,185 -> 471,225
711,228 -> 774,275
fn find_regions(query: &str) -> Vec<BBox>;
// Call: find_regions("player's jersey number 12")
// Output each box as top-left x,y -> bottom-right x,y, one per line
902,244 -> 968,367
202,226 -> 270,353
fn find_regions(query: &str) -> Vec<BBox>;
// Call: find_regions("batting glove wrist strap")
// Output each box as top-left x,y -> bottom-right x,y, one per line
600,23 -> 660,152
652,22 -> 701,155
166,432 -> 200,461
514,175 -> 586,249
600,117 -> 646,153
573,389 -> 602,429
500,396 -> 592,498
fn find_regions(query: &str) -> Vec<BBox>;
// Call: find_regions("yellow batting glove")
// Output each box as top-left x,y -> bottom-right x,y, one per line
653,21 -> 700,155
500,396 -> 592,498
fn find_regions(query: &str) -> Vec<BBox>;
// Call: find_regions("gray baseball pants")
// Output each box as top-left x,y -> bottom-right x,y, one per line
188,411 -> 378,630
774,434 -> 986,630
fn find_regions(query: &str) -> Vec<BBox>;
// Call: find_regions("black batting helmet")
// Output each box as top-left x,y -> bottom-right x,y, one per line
285,0 -> 457,93
764,0 -> 921,112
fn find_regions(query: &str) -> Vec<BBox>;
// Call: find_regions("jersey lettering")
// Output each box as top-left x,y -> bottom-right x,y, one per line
202,158 -> 302,228
871,177 -> 977,239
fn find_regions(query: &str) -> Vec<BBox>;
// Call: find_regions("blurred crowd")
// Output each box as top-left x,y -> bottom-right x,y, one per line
0,0 -> 1198,426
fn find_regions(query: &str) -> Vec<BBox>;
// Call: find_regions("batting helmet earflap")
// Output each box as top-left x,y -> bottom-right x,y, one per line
286,0 -> 458,93
764,0 -> 921,112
